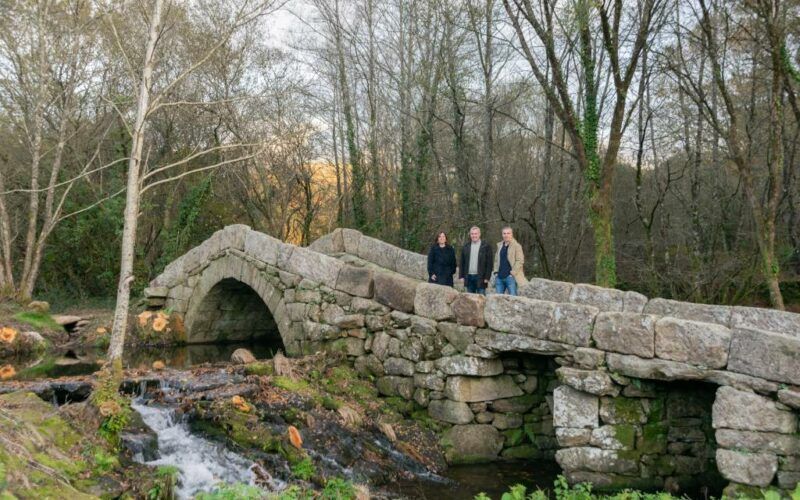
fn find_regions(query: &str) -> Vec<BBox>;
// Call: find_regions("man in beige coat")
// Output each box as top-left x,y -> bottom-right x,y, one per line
493,227 -> 527,295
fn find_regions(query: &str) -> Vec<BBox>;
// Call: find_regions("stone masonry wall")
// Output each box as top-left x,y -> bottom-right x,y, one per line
147,225 -> 800,493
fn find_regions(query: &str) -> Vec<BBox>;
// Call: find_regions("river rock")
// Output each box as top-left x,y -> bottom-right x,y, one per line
727,327 -> 800,385
451,294 -> 486,327
445,375 -> 522,403
441,424 -> 503,464
435,356 -> 503,376
484,295 -> 554,338
230,348 -> 257,364
712,386 -> 797,434
654,317 -> 731,368
414,283 -> 458,321
26,301 -> 50,313
556,367 -> 619,396
373,271 -> 417,313
716,449 -> 777,487
593,312 -> 656,358
428,399 -> 473,424
553,386 -> 598,428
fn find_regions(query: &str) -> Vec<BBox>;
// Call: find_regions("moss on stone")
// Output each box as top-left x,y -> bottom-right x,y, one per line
503,428 -> 525,447
646,396 -> 666,423
612,424 -> 637,450
612,397 -> 644,424
638,422 -> 668,455
272,376 -> 311,393
244,362 -> 274,376
500,445 -> 541,460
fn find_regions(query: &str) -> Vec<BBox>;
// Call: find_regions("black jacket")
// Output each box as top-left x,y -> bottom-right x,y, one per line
427,244 -> 457,286
459,240 -> 494,282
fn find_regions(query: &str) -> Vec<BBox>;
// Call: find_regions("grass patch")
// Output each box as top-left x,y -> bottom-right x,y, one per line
290,456 -> 316,481
12,311 -> 63,332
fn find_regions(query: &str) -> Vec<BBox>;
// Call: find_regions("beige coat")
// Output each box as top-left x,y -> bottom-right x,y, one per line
493,239 -> 528,286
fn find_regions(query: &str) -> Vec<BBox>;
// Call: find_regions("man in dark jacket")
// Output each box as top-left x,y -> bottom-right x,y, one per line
459,226 -> 494,294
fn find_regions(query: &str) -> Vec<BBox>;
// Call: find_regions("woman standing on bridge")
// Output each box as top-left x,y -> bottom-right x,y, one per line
427,231 -> 457,287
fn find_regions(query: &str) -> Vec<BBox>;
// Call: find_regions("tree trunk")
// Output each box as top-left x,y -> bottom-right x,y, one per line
107,0 -> 164,362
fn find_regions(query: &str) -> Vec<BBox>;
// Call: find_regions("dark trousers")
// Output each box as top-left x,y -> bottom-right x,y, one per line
466,274 -> 486,295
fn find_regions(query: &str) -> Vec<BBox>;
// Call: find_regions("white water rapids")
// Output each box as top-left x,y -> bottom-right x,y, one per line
131,398 -> 257,499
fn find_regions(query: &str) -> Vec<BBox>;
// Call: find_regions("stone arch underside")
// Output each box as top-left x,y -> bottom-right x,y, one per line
186,277 -> 283,350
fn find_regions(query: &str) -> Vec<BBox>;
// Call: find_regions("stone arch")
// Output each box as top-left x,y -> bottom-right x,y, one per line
182,254 -> 292,352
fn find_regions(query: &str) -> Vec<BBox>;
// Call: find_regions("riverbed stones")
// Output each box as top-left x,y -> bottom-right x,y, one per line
484,295 -> 554,337
428,399 -> 473,424
414,283 -> 458,320
451,294 -> 486,327
373,271 -> 417,313
230,348 -> 257,364
553,386 -> 599,428
441,424 -> 503,463
445,375 -> 523,403
654,317 -> 731,368
716,449 -> 778,487
436,356 -> 503,376
727,327 -> 800,385
593,312 -> 656,358
712,386 -> 797,433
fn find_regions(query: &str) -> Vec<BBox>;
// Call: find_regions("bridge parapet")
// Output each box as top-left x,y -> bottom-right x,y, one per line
146,225 -> 800,493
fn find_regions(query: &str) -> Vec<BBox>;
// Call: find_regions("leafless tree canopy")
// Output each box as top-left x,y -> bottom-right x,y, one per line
0,0 -> 798,311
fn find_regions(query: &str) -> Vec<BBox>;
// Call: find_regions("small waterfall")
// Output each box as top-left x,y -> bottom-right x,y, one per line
131,398 -> 258,499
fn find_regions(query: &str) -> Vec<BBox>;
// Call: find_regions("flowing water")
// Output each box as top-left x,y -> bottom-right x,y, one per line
131,395 -> 266,499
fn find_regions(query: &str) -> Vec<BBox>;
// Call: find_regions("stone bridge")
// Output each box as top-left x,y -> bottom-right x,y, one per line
146,225 -> 800,495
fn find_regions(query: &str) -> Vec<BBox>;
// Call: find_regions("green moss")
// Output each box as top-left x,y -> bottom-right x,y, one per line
320,396 -> 342,411
272,376 -> 310,393
503,428 -> 526,447
12,311 -> 63,332
612,424 -> 636,450
612,397 -> 644,424
500,445 -> 541,460
646,397 -> 665,423
638,422 -> 668,455
382,396 -> 416,416
244,362 -> 274,376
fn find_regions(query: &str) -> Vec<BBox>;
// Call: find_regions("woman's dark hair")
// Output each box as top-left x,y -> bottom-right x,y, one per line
433,231 -> 448,245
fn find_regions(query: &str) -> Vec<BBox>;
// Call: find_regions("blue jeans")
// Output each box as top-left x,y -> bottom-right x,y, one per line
495,275 -> 518,296
465,274 -> 486,295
